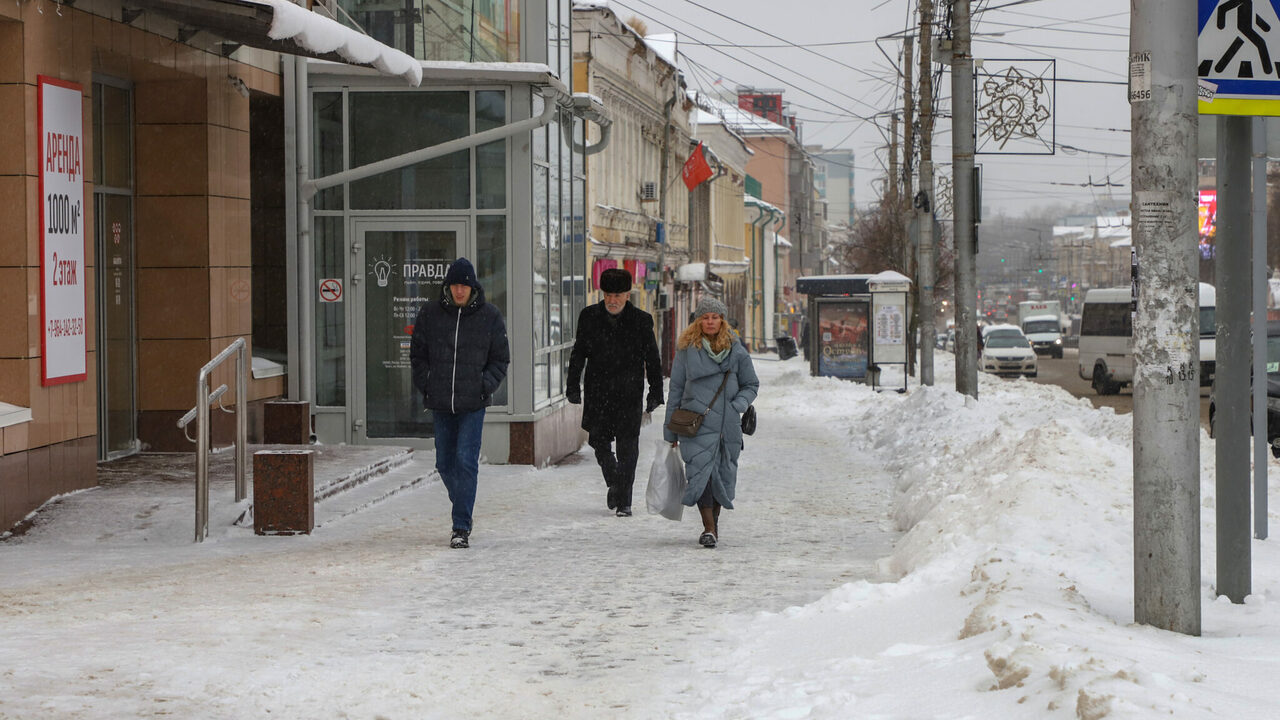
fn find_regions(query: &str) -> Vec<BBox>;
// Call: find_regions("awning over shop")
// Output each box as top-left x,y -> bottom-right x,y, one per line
129,0 -> 422,85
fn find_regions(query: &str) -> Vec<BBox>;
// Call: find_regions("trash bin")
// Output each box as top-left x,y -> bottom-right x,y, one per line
776,334 -> 798,361
253,450 -> 314,535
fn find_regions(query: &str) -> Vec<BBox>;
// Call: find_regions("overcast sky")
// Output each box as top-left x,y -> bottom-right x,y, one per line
604,0 -> 1132,220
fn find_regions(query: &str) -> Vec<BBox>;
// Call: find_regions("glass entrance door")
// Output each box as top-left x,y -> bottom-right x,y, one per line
93,78 -> 137,460
352,221 -> 465,443
95,193 -> 137,458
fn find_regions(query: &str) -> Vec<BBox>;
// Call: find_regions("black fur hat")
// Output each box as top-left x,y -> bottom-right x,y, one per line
599,268 -> 632,293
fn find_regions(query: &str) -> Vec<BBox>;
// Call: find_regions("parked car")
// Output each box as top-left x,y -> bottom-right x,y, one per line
980,328 -> 1038,378
1208,322 -> 1280,457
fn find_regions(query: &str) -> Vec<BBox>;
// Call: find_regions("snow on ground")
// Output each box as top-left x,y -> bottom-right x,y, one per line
4,353 -> 1280,718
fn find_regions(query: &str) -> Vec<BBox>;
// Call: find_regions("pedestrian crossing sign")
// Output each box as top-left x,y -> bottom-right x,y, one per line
1199,0 -> 1280,114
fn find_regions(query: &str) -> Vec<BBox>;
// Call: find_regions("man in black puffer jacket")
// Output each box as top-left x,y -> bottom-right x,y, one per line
566,268 -> 663,516
410,257 -> 509,549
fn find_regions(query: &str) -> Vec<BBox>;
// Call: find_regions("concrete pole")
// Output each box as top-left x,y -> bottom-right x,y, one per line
1130,1 -> 1201,635
902,39 -> 917,377
889,112 -> 899,211
917,0 -> 935,387
951,0 -> 977,398
1253,117 -> 1269,541
1216,115 -> 1252,603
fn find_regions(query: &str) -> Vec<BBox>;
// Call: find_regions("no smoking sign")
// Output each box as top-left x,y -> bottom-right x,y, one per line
319,278 -> 344,303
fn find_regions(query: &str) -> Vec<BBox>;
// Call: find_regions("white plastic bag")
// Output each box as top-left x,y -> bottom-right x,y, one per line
646,439 -> 687,521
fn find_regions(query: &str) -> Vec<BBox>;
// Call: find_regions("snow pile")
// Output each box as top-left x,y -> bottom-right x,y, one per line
667,357 -> 1280,719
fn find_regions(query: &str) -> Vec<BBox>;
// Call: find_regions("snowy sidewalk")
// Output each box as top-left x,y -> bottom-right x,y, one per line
0,356 -> 900,719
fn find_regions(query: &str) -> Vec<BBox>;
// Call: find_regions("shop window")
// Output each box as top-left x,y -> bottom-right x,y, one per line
250,92 -> 288,367
348,91 -> 470,210
313,92 -> 345,211
476,90 -> 507,209
338,0 -> 521,63
314,216 -> 346,406
476,215 -> 508,406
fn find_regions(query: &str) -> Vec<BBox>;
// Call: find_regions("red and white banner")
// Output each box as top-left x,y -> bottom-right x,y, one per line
39,76 -> 86,386
681,142 -> 714,190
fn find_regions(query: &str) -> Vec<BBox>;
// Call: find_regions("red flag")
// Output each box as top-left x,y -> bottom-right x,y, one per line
681,142 -> 714,190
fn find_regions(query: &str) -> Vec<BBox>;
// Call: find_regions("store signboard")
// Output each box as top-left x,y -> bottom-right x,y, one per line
39,76 -> 87,386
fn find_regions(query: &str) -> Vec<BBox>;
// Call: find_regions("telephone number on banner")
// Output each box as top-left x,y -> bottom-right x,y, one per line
47,317 -> 85,338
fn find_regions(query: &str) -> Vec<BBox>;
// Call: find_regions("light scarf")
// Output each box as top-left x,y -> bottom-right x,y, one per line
702,338 -> 729,363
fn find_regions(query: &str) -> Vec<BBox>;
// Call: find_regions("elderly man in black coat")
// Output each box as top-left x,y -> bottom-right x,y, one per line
567,268 -> 664,516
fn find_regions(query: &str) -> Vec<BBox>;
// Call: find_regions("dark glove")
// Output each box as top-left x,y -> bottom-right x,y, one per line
645,396 -> 663,414
567,388 -> 581,404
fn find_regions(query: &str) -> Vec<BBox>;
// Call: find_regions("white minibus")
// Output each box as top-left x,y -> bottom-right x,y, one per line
1078,283 -> 1215,395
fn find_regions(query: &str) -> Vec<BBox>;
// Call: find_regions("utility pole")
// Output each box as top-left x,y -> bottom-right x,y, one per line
889,112 -> 899,212
1130,1 -> 1200,635
916,0 -> 936,386
902,37 -> 918,377
951,0 -> 977,398
657,71 -> 678,367
1216,114 -> 1251,604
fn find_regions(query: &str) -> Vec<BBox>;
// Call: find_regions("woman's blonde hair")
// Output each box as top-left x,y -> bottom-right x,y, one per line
678,315 -> 735,352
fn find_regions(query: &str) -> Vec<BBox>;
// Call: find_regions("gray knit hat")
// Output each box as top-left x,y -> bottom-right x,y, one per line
692,296 -> 729,320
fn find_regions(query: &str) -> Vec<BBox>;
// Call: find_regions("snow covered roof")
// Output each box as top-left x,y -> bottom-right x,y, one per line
130,0 -> 421,85
574,2 -> 680,73
709,260 -> 750,275
676,263 -> 707,282
744,195 -> 782,215
690,92 -> 793,137
869,270 -> 911,286
264,0 -> 421,85
646,33 -> 677,66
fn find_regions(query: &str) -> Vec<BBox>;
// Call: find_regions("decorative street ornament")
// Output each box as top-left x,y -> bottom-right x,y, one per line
934,168 -> 954,221
976,60 -> 1056,155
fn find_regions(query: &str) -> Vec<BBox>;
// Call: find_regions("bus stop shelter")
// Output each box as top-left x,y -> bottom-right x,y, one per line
797,272 -> 911,390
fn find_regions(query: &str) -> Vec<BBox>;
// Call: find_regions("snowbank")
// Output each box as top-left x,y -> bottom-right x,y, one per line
669,355 -> 1280,719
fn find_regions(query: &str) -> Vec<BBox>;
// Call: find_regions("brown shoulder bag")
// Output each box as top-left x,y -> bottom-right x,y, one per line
666,372 -> 729,437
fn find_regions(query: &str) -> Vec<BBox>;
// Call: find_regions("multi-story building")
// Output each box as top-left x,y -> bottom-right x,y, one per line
688,108 -> 751,345
571,3 -> 691,366
731,89 -> 820,285
809,146 -> 856,228
2,0 -> 601,532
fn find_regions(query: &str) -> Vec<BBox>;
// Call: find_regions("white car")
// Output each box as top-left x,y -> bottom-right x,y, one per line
980,329 -> 1038,378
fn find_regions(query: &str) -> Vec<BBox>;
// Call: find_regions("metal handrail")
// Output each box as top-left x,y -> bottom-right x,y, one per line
176,338 -> 248,542
178,384 -> 227,440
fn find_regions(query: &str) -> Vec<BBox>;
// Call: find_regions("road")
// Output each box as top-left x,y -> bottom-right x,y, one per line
1026,347 -> 1211,429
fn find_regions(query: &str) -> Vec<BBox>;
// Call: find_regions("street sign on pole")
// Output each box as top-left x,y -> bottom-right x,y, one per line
1198,0 -> 1280,115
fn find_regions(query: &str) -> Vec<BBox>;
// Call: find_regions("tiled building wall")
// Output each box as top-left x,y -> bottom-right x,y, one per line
0,1 -> 285,531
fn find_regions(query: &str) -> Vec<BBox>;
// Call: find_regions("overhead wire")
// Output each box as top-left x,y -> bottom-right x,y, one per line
609,0 -> 890,119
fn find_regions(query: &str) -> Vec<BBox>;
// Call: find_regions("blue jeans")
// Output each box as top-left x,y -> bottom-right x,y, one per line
433,408 -> 486,532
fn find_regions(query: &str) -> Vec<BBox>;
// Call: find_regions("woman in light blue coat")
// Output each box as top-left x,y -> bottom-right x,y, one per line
663,297 -> 760,548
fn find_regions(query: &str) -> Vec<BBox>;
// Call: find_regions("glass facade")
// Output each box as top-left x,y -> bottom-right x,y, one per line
314,215 -> 346,407
337,0 -> 522,62
349,91 -> 471,209
92,80 -> 136,459
530,103 -> 586,407
306,0 -> 585,445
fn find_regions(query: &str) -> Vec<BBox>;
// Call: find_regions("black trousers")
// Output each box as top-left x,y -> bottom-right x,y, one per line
588,432 -> 640,510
